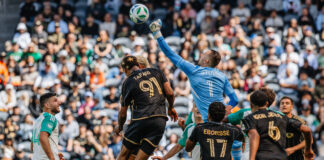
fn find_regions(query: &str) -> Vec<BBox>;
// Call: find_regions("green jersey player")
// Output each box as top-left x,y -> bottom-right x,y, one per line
31,93 -> 64,160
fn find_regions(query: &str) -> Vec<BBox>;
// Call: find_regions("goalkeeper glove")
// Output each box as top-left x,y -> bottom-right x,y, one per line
149,19 -> 163,39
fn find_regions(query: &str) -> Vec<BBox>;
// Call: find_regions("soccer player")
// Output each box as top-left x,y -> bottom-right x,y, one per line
31,93 -> 64,160
242,90 -> 314,160
152,105 -> 203,160
115,56 -> 178,160
185,102 -> 244,160
280,96 -> 306,160
223,87 -> 276,160
149,19 -> 238,122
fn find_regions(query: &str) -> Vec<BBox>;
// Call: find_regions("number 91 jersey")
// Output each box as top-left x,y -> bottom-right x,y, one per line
242,110 -> 302,160
121,68 -> 168,121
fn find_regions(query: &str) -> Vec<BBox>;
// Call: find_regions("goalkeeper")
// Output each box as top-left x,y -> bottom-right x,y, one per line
149,19 -> 238,122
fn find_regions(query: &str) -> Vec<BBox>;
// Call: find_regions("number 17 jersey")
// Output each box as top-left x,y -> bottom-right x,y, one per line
242,109 -> 302,160
189,122 -> 244,160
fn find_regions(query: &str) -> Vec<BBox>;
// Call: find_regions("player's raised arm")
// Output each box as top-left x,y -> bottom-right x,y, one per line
224,78 -> 238,107
150,19 -> 196,75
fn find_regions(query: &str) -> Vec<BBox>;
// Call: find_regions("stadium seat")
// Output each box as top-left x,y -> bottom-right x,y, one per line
166,127 -> 183,137
152,8 -> 168,20
165,36 -> 181,47
113,37 -> 132,48
174,96 -> 189,107
266,83 -> 280,93
174,106 -> 189,118
106,78 -> 121,88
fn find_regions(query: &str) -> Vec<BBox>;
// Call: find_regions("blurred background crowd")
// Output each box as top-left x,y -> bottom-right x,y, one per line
1,0 -> 324,159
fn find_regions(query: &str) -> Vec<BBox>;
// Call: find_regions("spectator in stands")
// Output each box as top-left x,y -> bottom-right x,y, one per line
264,0 -> 283,11
89,65 -> 106,89
13,23 -> 31,50
315,76 -> 324,103
180,3 -> 197,20
251,1 -> 267,20
87,0 -> 105,21
94,30 -> 113,60
0,84 -> 16,112
281,43 -> 299,64
33,63 -> 56,90
279,68 -> 298,101
298,72 -> 315,96
300,26 -> 318,49
32,21 -> 48,52
48,22 -> 66,50
299,8 -> 315,29
232,0 -> 250,24
283,0 -> 301,22
1,136 -> 15,160
47,14 -> 68,34
100,13 -> 116,39
174,72 -> 190,97
244,67 -> 263,92
317,6 -> 324,32
196,2 -> 218,25
21,64 -> 38,90
7,42 -> 23,62
299,45 -> 318,70
200,13 -> 215,34
300,105 -> 319,131
19,0 -> 37,22
265,10 -> 284,30
82,14 -> 99,38
71,63 -> 87,89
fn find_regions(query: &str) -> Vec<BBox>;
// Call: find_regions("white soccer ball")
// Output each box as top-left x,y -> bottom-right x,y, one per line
129,4 -> 149,24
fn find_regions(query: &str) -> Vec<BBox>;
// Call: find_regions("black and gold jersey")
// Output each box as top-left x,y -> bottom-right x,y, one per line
286,115 -> 306,160
242,109 -> 302,160
189,122 -> 244,160
121,68 -> 168,121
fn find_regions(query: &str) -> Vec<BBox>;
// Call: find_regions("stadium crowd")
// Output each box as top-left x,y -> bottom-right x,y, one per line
1,0 -> 324,159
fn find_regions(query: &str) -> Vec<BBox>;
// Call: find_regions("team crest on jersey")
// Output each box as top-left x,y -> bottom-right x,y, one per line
286,132 -> 294,138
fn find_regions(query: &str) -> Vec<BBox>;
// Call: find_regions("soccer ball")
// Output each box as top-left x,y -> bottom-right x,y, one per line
129,4 -> 149,24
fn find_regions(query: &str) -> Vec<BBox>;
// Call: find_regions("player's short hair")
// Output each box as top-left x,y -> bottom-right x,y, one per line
208,102 -> 225,122
208,50 -> 221,67
40,92 -> 57,109
121,56 -> 139,70
280,96 -> 294,105
250,90 -> 268,107
135,55 -> 149,68
260,87 -> 276,107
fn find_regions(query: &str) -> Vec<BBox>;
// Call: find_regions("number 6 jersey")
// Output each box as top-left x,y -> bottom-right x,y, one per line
121,68 -> 168,121
189,122 -> 244,160
242,109 -> 302,160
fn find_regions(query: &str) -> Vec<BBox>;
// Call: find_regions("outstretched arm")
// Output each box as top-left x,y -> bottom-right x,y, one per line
224,78 -> 238,107
150,19 -> 196,75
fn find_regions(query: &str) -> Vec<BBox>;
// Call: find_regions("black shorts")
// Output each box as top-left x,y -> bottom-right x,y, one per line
123,116 -> 167,155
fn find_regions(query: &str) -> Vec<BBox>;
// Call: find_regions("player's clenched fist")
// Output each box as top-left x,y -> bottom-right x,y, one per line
58,152 -> 65,160
168,107 -> 178,122
304,149 -> 315,160
149,19 -> 162,39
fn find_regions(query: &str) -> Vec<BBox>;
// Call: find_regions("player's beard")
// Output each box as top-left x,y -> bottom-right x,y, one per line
51,105 -> 60,114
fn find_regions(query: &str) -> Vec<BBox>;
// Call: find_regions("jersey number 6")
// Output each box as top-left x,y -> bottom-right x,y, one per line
268,121 -> 281,141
